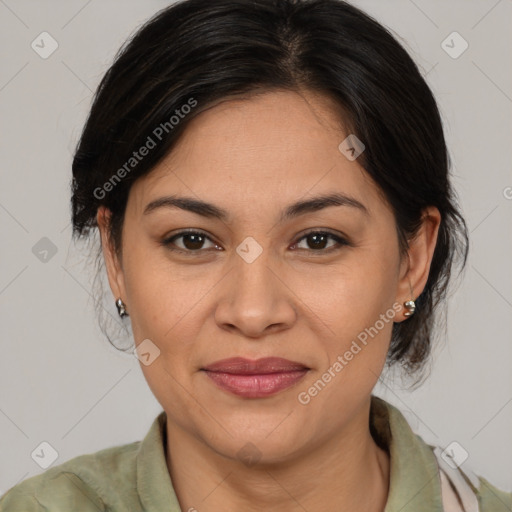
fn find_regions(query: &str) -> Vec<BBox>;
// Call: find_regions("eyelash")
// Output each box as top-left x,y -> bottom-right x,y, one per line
161,229 -> 350,255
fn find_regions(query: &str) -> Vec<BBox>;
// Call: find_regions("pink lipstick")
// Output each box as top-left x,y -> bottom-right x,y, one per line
201,357 -> 309,398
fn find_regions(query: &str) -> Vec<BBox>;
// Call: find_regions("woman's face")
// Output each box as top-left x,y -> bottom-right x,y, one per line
99,90 -> 438,464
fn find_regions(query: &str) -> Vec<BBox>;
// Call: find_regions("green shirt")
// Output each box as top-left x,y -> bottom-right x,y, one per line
1,396 -> 510,511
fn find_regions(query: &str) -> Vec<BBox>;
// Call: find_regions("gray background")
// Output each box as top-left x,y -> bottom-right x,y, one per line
1,0 -> 511,496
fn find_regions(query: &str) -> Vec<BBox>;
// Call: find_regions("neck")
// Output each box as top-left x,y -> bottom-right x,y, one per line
165,398 -> 390,512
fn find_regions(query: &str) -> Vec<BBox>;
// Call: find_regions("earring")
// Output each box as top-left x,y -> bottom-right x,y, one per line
403,280 -> 415,317
403,299 -> 416,317
116,298 -> 128,318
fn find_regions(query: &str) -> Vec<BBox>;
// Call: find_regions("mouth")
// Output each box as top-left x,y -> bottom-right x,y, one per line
201,357 -> 310,398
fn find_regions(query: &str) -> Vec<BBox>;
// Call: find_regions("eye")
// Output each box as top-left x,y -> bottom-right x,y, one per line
161,229 -> 350,255
162,230 -> 221,253
291,230 -> 349,252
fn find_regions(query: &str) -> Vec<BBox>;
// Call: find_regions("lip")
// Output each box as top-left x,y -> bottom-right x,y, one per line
201,357 -> 310,398
202,357 -> 309,374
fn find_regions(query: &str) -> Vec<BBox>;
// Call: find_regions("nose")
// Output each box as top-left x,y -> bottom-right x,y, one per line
214,248 -> 297,339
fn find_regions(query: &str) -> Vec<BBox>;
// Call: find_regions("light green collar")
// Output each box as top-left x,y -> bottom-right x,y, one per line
136,411 -> 181,511
371,395 -> 444,512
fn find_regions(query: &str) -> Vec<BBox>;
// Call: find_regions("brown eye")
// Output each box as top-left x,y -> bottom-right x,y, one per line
293,231 -> 349,252
162,230 -> 219,253
162,229 -> 349,255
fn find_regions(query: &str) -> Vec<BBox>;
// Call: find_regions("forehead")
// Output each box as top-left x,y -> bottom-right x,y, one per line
128,90 -> 382,219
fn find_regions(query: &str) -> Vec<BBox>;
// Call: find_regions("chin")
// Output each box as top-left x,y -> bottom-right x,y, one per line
206,426 -> 306,467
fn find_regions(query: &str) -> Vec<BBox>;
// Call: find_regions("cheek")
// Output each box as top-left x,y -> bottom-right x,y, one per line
121,249 -> 204,411
300,240 -> 400,394
300,242 -> 399,337
297,257 -> 398,421
119,239 -> 190,344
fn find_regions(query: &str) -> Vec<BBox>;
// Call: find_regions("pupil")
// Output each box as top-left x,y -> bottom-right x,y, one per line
184,234 -> 203,250
309,233 -> 327,249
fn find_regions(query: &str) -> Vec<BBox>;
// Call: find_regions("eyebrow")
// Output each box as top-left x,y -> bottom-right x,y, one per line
143,192 -> 369,222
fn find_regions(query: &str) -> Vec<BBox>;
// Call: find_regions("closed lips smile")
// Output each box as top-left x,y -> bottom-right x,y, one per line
201,357 -> 310,398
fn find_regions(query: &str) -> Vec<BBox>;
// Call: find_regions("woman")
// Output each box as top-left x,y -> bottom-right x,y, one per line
1,0 -> 510,510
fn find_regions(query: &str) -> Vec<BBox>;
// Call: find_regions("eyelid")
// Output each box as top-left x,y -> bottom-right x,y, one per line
292,228 -> 350,252
162,229 -> 220,253
296,227 -> 348,240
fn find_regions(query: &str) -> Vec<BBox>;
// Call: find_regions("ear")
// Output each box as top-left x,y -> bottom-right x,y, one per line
396,206 -> 441,321
96,206 -> 127,305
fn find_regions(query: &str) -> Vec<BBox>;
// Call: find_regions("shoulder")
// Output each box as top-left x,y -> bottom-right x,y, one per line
372,396 -> 511,511
431,444 -> 511,512
476,476 -> 512,512
0,440 -> 141,511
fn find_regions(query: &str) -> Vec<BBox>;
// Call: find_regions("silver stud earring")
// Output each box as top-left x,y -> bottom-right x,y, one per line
116,298 -> 128,318
403,281 -> 415,317
403,299 -> 416,317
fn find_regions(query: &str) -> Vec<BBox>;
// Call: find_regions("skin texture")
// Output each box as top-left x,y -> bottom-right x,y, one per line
97,89 -> 441,512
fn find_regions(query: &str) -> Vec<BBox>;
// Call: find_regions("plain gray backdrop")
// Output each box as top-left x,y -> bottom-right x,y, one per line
1,0 -> 511,495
